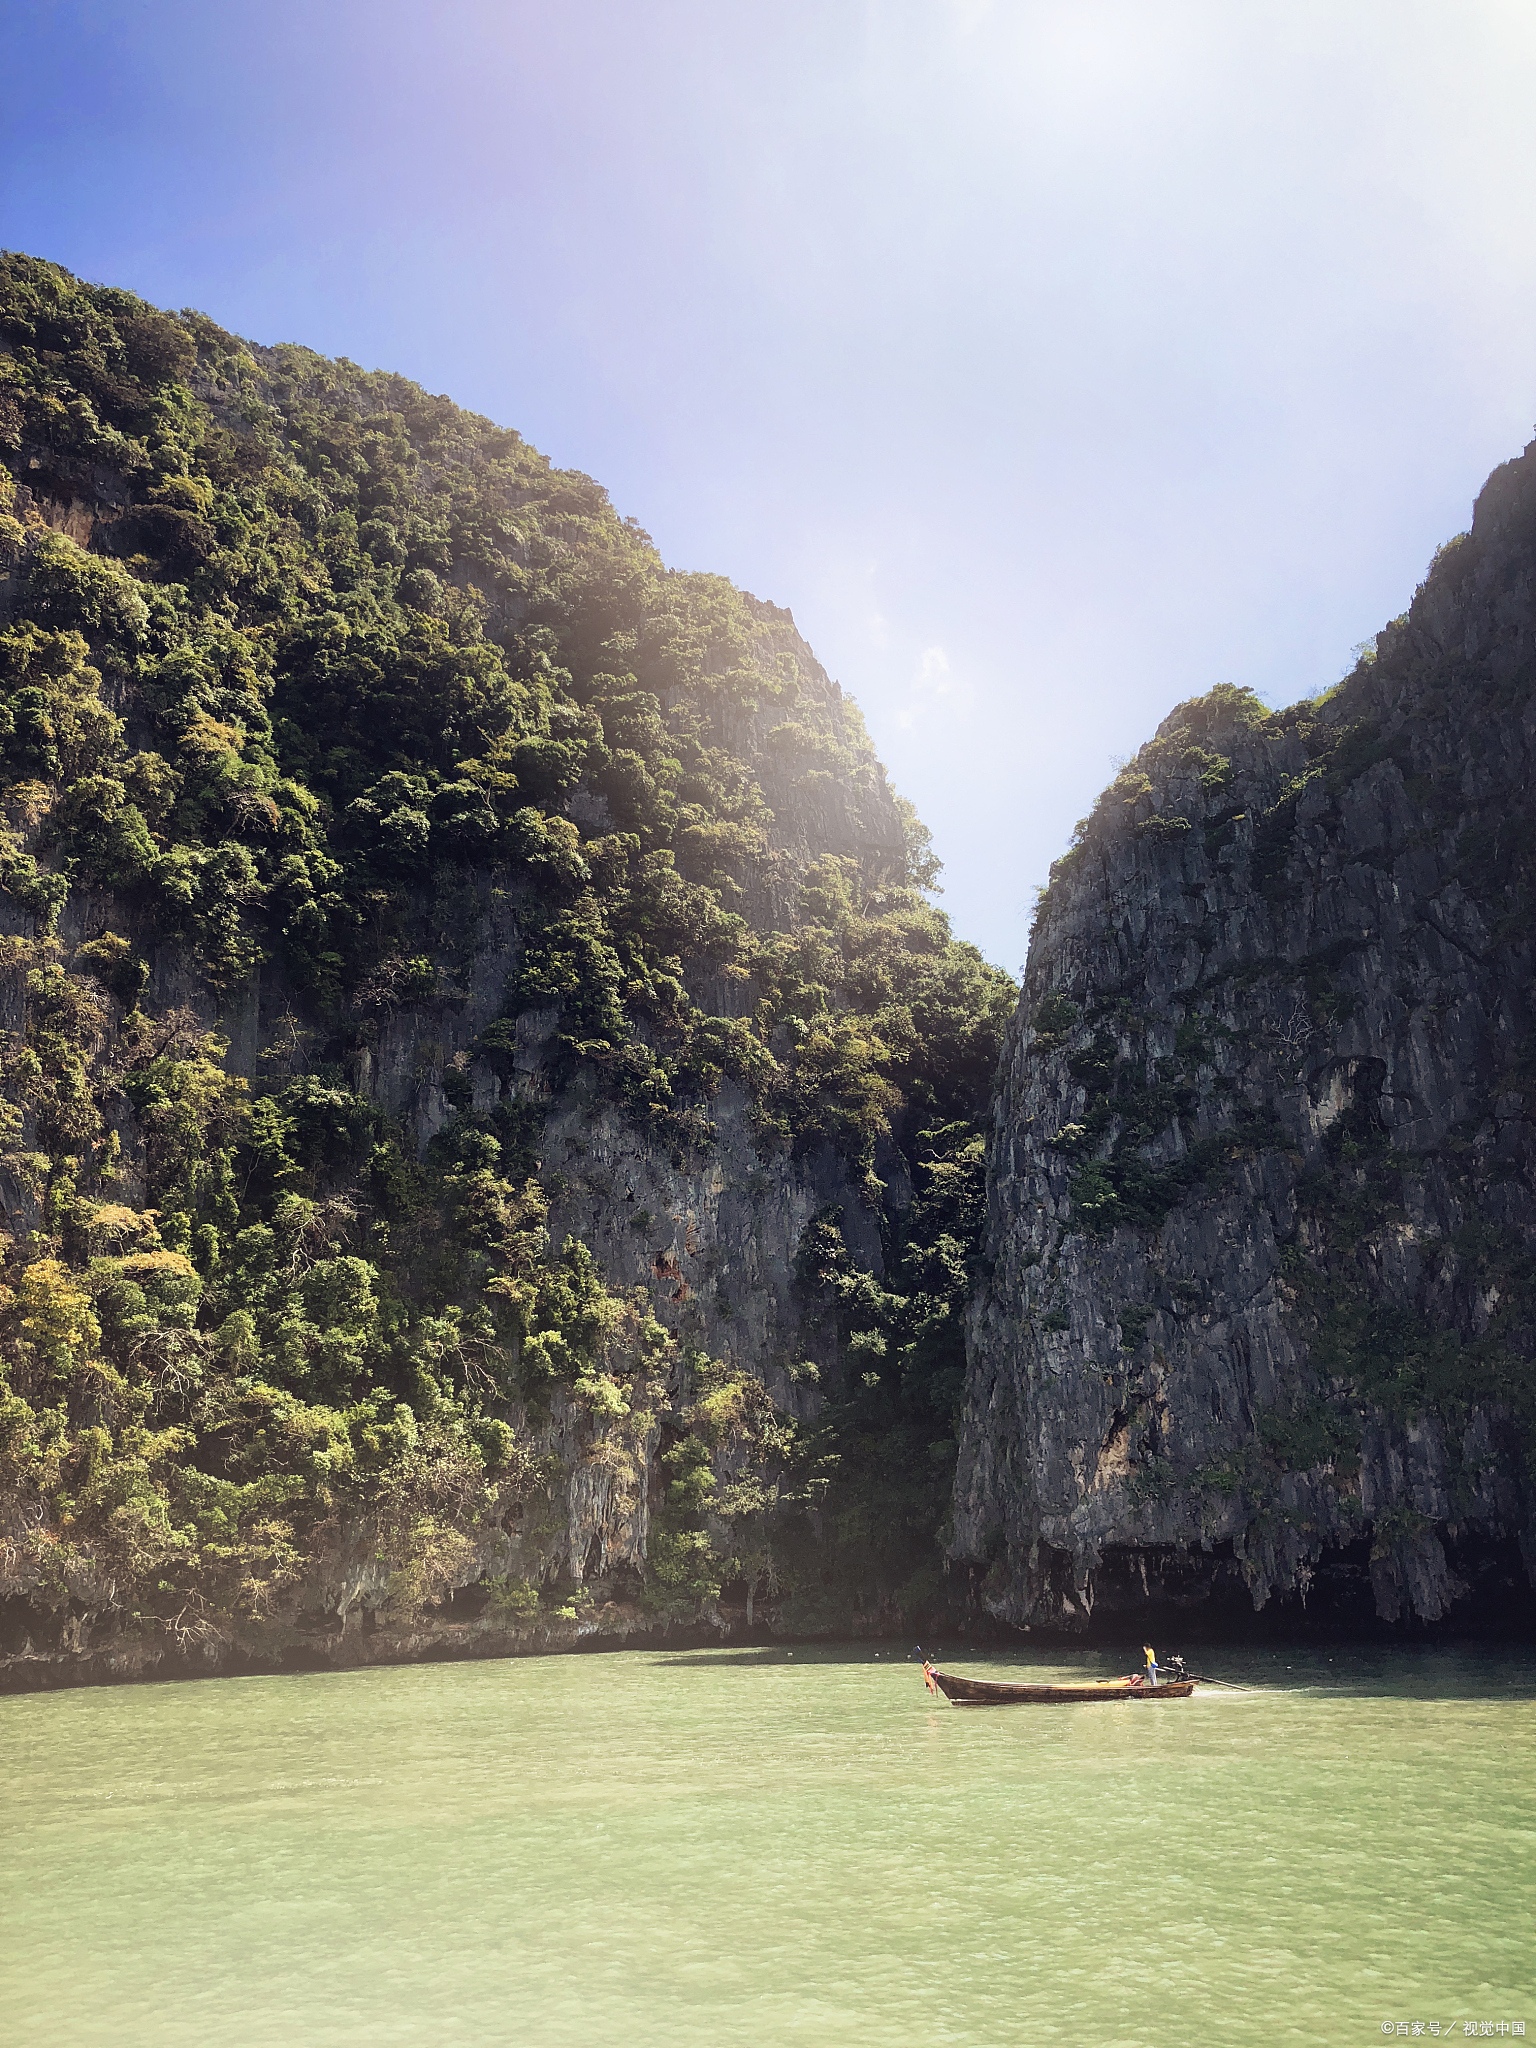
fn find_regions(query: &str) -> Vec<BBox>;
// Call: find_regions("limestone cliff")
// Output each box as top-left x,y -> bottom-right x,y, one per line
0,255 -> 1011,1688
954,442 -> 1536,1634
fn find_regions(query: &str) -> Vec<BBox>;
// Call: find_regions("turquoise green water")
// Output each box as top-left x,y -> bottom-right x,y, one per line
2,1644 -> 1533,2047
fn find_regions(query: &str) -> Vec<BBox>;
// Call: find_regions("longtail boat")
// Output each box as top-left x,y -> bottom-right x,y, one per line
925,1666 -> 1195,1705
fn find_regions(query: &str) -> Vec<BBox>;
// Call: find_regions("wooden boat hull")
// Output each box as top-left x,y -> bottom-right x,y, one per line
932,1670 -> 1195,1706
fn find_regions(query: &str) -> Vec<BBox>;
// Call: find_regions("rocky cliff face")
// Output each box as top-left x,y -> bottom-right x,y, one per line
954,442 -> 1536,1635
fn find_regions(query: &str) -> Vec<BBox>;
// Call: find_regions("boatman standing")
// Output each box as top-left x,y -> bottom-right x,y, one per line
1143,1645 -> 1159,1688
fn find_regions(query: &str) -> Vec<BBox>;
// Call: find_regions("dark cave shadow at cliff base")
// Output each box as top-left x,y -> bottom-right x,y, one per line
7,1540 -> 1533,1696
951,1534 -> 1536,1657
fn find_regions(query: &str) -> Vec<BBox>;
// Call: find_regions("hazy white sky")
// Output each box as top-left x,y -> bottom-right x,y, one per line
6,0 -> 1536,969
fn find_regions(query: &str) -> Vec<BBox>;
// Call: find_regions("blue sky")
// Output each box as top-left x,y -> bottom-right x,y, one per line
5,0 -> 1536,971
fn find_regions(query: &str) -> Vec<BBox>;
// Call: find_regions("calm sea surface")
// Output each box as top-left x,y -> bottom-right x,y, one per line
2,1643 -> 1533,2047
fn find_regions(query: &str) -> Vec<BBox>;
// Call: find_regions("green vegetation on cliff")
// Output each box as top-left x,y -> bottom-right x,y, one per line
0,252 -> 1012,1667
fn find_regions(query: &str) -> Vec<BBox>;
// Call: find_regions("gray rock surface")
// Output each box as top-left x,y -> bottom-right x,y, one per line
954,442 -> 1536,1631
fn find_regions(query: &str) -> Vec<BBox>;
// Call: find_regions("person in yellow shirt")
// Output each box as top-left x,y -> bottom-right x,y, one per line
1143,1645 -> 1159,1688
